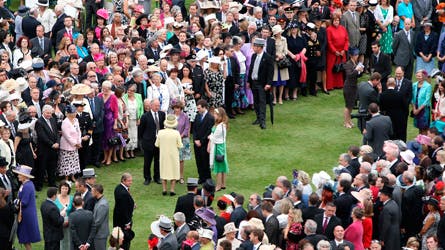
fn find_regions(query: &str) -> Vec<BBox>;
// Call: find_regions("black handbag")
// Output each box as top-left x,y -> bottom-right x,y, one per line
215,125 -> 225,163
332,56 -> 344,73
107,136 -> 120,146
277,56 -> 292,69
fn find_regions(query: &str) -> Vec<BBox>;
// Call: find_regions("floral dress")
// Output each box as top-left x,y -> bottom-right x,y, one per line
286,222 -> 304,250
126,98 -> 138,150
234,50 -> 249,109
205,68 -> 225,108
181,80 -> 197,122
379,7 -> 393,54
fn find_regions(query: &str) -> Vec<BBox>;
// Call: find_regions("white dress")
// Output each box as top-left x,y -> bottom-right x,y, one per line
126,98 -> 138,150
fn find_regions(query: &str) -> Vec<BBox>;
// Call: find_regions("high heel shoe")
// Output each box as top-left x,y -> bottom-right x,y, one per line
118,156 -> 126,162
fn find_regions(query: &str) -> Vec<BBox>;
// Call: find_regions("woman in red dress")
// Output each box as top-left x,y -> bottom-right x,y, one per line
326,14 -> 349,90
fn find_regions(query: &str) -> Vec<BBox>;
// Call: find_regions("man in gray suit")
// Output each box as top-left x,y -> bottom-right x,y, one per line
341,0 -> 361,50
412,0 -> 432,29
363,103 -> 393,157
357,73 -> 382,132
174,212 -> 190,247
393,18 -> 416,80
378,185 -> 401,250
158,216 -> 178,250
69,196 -> 95,250
91,184 -> 109,250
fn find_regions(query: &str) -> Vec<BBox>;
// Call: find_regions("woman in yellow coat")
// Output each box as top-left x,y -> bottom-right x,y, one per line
155,114 -> 183,196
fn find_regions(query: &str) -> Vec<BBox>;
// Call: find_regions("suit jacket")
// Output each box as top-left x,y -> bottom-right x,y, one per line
175,223 -> 190,246
329,240 -> 355,250
393,29 -> 416,67
378,199 -> 401,250
5,120 -> 18,139
265,38 -> 276,58
139,111 -> 165,151
82,189 -> 95,211
159,232 -> 178,250
334,192 -> 356,229
174,192 -> 196,223
397,78 -> 413,112
364,114 -> 393,156
370,53 -> 391,84
264,215 -> 280,245
51,13 -> 66,46
401,185 -> 423,236
35,116 -> 60,154
247,52 -> 274,88
87,96 -> 104,134
30,36 -> 52,58
23,90 -> 42,109
225,56 -> 241,89
92,196 -> 110,239
189,64 -> 206,98
56,28 -> 77,49
379,88 -> 406,140
341,11 -> 361,48
228,23 -> 240,36
438,215 -> 445,248
21,16 -> 41,39
347,158 -> 360,178
0,169 -> 18,202
193,112 -> 214,147
69,208 -> 95,249
358,82 -> 379,112
40,199 -> 64,242
302,206 -> 324,222
113,184 -> 134,228
238,240 -> 253,250
230,206 -> 247,228
145,46 -> 161,61
305,234 -> 328,248
412,0 -> 432,26
314,213 -> 342,240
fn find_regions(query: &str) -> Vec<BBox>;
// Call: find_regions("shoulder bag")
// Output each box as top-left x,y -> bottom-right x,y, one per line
215,125 -> 225,163
277,56 -> 293,69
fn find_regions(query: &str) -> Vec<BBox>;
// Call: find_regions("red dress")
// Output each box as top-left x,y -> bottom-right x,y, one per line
326,24 -> 349,90
362,217 -> 373,249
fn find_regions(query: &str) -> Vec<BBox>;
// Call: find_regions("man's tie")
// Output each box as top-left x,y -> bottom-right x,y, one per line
352,12 -> 355,22
227,58 -> 232,76
153,49 -> 158,58
406,31 -> 411,43
89,98 -> 95,115
322,217 -> 329,233
68,29 -> 72,40
46,119 -> 53,132
40,38 -> 44,51
2,174 -> 10,190
154,112 -> 160,133
35,102 -> 41,117
396,79 -> 401,91
9,122 -> 15,137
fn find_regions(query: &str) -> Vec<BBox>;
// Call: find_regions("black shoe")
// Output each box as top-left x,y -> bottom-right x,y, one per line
144,180 -> 151,185
323,90 -> 330,95
155,179 -> 162,184
94,162 -> 101,168
162,191 -> 167,196
260,123 -> 266,129
228,115 -> 236,119
170,192 -> 176,196
252,120 -> 260,125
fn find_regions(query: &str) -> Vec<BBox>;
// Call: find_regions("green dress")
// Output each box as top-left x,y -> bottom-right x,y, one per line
212,126 -> 229,174
379,7 -> 393,54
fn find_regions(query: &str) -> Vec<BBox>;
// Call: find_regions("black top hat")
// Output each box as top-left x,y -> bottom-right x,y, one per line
0,157 -> 8,167
380,185 -> 394,196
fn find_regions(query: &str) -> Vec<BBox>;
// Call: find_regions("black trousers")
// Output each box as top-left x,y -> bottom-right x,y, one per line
194,143 -> 210,183
224,79 -> 235,115
78,139 -> 90,170
89,132 -> 103,164
85,1 -> 103,29
0,236 -> 12,250
252,82 -> 266,124
44,240 -> 60,250
36,149 -> 58,187
143,148 -> 160,181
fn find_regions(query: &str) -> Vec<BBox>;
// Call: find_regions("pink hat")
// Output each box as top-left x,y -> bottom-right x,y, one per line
93,53 -> 105,62
96,9 -> 109,20
416,134 -> 432,146
134,4 -> 145,13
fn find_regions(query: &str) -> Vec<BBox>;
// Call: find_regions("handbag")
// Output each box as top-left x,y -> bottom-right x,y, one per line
215,125 -> 225,163
332,56 -> 344,73
277,56 -> 292,69
107,136 -> 120,146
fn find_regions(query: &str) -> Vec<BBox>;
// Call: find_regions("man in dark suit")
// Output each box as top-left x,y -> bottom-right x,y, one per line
400,171 -> 423,240
334,179 -> 356,229
69,196 -> 95,250
314,202 -> 342,240
174,178 -> 198,223
139,99 -> 165,185
55,16 -> 75,48
302,193 -> 324,223
4,110 -> 17,140
193,100 -> 214,184
30,25 -> 52,58
86,89 -> 104,168
304,219 -> 329,247
364,103 -> 393,157
248,193 -> 264,221
393,18 -> 415,80
248,38 -> 274,129
26,88 -> 44,118
35,105 -> 60,190
262,202 -> 280,245
224,45 -> 241,119
51,7 -> 66,50
379,185 -> 401,250
394,66 -> 412,141
379,77 -> 406,141
370,41 -> 391,88
21,8 -> 41,39
330,225 -> 355,249
0,157 -> 18,204
75,178 -> 95,211
113,173 -> 134,250
357,73 -> 382,132
145,37 -> 161,61
260,26 -> 276,58
40,187 -> 64,250
230,194 -> 247,227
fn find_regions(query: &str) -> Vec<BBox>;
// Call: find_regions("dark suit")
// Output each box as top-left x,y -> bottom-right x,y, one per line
192,111 -> 214,183
395,78 -> 412,141
21,15 -> 41,39
87,96 -> 105,166
0,169 -> 18,203
334,192 -> 356,229
238,240 -> 253,250
265,38 -> 276,58
302,206 -> 324,223
347,157 -> 360,178
438,214 -> 445,248
379,199 -> 401,250
364,114 -> 393,157
30,36 -> 52,58
35,116 -> 60,188
145,46 -> 161,61
139,111 -> 165,182
76,112 -> 93,171
230,206 -> 247,228
248,51 -> 274,127
4,119 -> 17,140
56,28 -> 76,49
69,208 -> 95,250
51,13 -> 66,49
113,183 -> 134,250
314,213 -> 342,240
330,240 -> 355,249
305,234 -> 328,248
224,56 -> 240,116
379,88 -> 406,141
264,215 -> 280,245
82,190 -> 95,211
401,185 -> 423,239
40,199 -> 64,250
174,192 -> 196,223
370,52 -> 391,87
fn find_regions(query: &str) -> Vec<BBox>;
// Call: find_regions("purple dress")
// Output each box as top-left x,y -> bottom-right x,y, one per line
17,180 -> 41,244
101,94 -> 118,150
240,43 -> 254,105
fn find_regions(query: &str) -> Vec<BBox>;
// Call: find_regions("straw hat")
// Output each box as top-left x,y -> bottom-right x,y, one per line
71,84 -> 92,95
164,114 -> 178,128
1,79 -> 18,92
223,222 -> 238,235
272,25 -> 283,36
13,165 -> 34,178
48,68 -> 62,79
198,228 -> 214,239
351,188 -> 372,204
248,217 -> 265,230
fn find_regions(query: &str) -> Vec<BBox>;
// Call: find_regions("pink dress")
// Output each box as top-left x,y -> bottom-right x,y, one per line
344,220 -> 364,250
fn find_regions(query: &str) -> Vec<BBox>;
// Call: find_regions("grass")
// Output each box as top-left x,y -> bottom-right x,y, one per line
23,87 -> 419,249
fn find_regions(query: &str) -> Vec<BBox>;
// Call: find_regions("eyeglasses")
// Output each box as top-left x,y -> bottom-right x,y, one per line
88,75 -> 96,77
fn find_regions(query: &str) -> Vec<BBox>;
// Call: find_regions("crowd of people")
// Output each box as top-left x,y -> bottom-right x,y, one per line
0,0 -> 445,248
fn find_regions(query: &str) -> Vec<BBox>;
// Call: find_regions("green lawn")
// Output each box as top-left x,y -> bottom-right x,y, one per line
24,87 -> 418,249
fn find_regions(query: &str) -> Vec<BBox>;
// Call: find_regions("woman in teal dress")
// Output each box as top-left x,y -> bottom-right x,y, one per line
209,107 -> 229,192
412,70 -> 432,134
54,181 -> 74,250
375,0 -> 394,54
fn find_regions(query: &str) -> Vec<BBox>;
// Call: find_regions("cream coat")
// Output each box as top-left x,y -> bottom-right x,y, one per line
155,127 -> 183,180
273,36 -> 290,81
